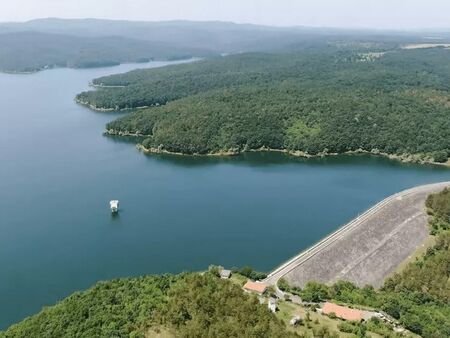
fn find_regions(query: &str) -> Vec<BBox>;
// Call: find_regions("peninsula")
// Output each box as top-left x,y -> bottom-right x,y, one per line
78,48 -> 450,164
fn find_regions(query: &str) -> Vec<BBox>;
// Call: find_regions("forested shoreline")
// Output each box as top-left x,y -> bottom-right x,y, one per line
78,48 -> 450,163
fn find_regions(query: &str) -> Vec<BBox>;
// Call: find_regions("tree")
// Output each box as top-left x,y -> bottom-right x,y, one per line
300,282 -> 330,302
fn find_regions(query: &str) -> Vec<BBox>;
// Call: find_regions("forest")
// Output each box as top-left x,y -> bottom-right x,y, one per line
0,31 -> 211,73
79,48 -> 450,162
0,273 -> 297,338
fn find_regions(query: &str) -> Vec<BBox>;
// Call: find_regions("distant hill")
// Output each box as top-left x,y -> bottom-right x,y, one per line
0,18 -> 338,52
3,18 -> 450,49
0,31 -> 212,73
2,18 -> 450,72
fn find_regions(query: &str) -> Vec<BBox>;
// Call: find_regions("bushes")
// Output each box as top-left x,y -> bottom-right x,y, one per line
426,188 -> 450,223
337,321 -> 358,333
426,188 -> 450,234
299,282 -> 330,303
277,278 -> 290,292
312,325 -> 340,338
432,150 -> 449,163
337,322 -> 368,337
161,273 -> 296,337
231,266 -> 267,281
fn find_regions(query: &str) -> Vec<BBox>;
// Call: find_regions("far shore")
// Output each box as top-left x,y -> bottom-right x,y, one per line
2,57 -> 200,76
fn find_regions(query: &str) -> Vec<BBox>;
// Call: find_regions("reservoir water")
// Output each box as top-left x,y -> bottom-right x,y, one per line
0,62 -> 449,329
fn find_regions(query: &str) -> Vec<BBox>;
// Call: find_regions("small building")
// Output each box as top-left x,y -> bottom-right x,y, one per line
268,298 -> 278,313
243,280 -> 268,295
290,316 -> 301,326
394,326 -> 406,334
322,302 -> 365,321
220,269 -> 231,279
363,311 -> 380,321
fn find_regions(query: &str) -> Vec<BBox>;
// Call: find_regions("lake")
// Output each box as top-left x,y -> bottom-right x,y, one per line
0,61 -> 449,329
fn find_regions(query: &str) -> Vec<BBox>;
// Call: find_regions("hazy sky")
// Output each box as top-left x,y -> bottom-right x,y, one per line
1,0 -> 450,29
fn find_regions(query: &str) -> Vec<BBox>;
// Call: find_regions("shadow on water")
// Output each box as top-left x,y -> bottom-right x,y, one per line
100,120 -> 450,171
104,134 -> 146,145
110,212 -> 121,221
105,133 -> 450,171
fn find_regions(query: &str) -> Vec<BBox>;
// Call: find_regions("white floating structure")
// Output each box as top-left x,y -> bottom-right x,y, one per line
110,200 -> 119,213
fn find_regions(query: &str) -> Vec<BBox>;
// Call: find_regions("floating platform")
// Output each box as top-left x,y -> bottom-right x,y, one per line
110,200 -> 119,213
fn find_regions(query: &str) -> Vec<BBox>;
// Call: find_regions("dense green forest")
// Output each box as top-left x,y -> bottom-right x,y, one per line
0,32 -> 211,73
0,273 -> 296,338
80,48 -> 450,162
280,188 -> 450,338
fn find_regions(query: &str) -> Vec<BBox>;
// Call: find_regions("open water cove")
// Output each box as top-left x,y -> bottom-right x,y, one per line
0,62 -> 449,329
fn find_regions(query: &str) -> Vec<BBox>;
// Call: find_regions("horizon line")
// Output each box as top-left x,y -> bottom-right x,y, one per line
1,17 -> 450,33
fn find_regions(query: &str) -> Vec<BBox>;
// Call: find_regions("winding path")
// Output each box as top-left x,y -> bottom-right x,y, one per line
264,181 -> 450,288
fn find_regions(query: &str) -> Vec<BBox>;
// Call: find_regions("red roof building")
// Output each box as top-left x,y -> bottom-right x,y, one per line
243,281 -> 268,295
322,302 -> 365,321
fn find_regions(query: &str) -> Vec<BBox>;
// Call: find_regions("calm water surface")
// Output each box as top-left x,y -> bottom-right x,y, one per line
1,62 -> 449,329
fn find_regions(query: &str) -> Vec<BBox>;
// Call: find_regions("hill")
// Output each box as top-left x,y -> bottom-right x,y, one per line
0,272 -> 297,338
1,18 -> 449,72
0,18 -> 428,53
0,31 -> 211,73
78,48 -> 450,163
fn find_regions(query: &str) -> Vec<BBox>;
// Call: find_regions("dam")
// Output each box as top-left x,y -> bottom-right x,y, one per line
264,181 -> 450,288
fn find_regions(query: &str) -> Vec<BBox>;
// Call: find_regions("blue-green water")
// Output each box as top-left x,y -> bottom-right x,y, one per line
0,62 -> 449,329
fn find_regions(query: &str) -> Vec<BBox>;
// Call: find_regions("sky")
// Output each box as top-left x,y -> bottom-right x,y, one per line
1,0 -> 450,30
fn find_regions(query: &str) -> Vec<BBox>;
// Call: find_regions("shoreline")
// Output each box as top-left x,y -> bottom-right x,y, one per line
76,98 -> 153,112
104,129 -> 450,167
141,145 -> 449,167
136,141 -> 450,168
90,83 -> 126,88
1,58 -> 197,76
1,69 -> 41,75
